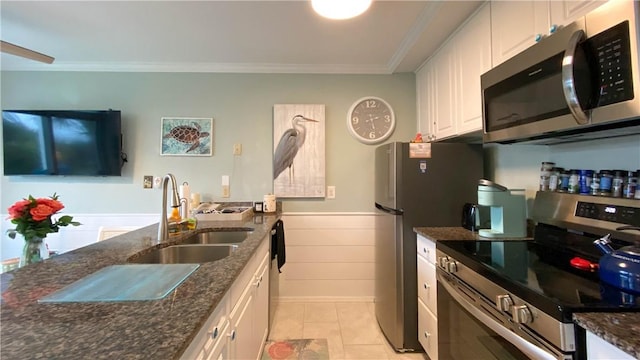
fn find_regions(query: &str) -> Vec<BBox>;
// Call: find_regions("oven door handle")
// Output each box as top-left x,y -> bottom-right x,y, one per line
562,29 -> 590,125
438,275 -> 560,360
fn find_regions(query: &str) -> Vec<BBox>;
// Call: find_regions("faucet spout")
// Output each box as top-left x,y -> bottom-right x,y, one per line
158,173 -> 181,242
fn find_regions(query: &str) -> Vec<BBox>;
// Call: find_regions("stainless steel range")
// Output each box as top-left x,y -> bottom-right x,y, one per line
435,192 -> 640,360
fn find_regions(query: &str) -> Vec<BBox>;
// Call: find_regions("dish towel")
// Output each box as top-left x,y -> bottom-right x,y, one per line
271,219 -> 286,272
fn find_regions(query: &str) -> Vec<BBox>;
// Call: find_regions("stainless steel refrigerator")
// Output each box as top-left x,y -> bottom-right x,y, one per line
374,142 -> 483,352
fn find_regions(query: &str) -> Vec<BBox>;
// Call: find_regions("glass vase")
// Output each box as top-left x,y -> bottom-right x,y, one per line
20,238 -> 49,267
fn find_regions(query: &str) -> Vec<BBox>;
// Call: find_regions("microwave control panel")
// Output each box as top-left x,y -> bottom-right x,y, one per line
575,201 -> 640,226
588,20 -> 634,107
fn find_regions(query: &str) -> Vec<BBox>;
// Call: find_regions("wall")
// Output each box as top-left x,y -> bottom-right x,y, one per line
0,71 -> 416,213
485,135 -> 640,216
0,71 -> 415,261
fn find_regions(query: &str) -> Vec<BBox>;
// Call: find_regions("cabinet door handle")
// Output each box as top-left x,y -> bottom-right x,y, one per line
210,326 -> 219,340
228,329 -> 236,341
424,331 -> 431,338
423,283 -> 430,290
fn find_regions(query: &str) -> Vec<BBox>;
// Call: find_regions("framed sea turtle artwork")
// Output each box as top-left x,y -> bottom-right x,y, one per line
161,117 -> 213,156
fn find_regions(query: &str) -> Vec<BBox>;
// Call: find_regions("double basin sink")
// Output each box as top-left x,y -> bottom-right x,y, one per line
128,228 -> 253,264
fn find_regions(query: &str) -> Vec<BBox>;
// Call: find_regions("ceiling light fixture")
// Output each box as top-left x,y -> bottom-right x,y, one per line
311,0 -> 372,20
0,40 -> 55,64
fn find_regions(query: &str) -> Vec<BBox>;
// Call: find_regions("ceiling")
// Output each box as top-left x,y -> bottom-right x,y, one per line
0,1 -> 483,74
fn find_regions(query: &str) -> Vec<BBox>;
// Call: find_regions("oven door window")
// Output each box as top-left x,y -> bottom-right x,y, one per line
437,281 -> 530,360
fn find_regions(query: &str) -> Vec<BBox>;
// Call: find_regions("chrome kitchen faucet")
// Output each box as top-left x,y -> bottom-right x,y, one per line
158,173 -> 181,243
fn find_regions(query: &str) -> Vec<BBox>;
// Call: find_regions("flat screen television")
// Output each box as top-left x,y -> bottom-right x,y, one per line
2,110 -> 123,176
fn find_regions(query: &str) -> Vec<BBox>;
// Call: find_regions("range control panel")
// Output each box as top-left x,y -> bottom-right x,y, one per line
576,201 -> 640,226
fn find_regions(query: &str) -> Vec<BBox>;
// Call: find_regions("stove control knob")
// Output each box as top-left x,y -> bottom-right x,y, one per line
496,295 -> 513,312
446,260 -> 458,273
512,305 -> 533,324
438,256 -> 449,269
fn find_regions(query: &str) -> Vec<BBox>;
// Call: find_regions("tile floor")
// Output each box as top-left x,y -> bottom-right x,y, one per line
266,302 -> 427,360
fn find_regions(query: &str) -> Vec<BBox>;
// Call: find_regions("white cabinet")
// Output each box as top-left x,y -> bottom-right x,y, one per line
253,255 -> 270,348
416,4 -> 491,141
228,250 -> 270,360
418,299 -> 438,359
455,3 -> 492,135
182,234 -> 270,360
181,294 -> 230,360
416,63 -> 433,139
417,234 -> 438,360
586,330 -> 634,360
491,0 -> 606,66
432,41 -> 457,141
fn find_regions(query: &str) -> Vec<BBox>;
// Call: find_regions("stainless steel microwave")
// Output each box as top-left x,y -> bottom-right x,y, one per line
482,0 -> 640,144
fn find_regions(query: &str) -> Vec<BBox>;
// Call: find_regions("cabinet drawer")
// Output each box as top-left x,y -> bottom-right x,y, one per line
417,255 -> 437,316
418,298 -> 438,360
417,234 -> 436,264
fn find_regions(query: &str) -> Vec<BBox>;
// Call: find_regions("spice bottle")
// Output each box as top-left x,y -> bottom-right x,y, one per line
612,170 -> 625,198
549,167 -> 563,192
579,170 -> 594,195
558,170 -> 571,192
623,171 -> 638,199
598,170 -> 613,196
540,162 -> 555,191
590,172 -> 600,196
568,170 -> 580,194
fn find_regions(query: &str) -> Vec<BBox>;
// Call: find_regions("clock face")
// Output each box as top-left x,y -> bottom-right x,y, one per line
347,97 -> 395,144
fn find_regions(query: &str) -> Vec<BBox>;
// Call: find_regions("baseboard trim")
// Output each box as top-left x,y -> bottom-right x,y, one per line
276,296 -> 375,303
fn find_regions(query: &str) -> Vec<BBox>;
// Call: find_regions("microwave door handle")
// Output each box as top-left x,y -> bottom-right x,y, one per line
562,29 -> 590,125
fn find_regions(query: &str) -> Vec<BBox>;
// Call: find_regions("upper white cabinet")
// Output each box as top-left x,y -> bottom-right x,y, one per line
491,0 -> 607,66
455,3 -> 492,135
416,3 -> 491,141
432,41 -> 457,140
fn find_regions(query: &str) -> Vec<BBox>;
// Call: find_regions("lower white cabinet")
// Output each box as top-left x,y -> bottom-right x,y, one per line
418,298 -> 438,359
417,234 -> 438,359
586,330 -> 633,360
228,251 -> 270,360
182,234 -> 270,360
181,293 -> 230,360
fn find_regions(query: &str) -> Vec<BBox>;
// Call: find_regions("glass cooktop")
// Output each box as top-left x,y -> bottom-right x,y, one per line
437,239 -> 640,321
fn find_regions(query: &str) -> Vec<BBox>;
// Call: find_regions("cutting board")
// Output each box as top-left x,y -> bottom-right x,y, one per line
39,264 -> 199,303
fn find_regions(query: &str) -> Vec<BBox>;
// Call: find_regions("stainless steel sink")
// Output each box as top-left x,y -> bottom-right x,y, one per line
129,244 -> 238,264
183,228 -> 254,245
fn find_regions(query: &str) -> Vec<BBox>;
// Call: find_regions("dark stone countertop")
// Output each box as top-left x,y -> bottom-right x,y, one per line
574,313 -> 640,358
414,226 -> 638,359
0,213 -> 280,359
414,226 -> 532,241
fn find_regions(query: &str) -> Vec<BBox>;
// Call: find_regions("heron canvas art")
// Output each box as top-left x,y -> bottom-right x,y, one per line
273,104 -> 325,198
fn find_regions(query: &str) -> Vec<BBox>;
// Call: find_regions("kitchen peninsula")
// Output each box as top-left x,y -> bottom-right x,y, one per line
0,213 -> 279,359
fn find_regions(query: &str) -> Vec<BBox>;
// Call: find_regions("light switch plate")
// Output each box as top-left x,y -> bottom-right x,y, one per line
233,143 -> 242,155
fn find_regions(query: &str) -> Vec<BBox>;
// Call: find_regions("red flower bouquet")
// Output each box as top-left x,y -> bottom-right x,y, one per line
7,193 -> 80,242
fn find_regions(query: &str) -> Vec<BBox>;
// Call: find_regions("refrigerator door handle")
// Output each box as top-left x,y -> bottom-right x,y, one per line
375,202 -> 403,215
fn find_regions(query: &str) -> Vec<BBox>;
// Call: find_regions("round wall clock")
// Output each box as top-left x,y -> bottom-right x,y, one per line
347,96 -> 396,144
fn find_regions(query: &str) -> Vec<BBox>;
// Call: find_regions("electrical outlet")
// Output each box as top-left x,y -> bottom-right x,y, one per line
143,175 -> 153,189
327,186 -> 336,199
233,143 -> 242,155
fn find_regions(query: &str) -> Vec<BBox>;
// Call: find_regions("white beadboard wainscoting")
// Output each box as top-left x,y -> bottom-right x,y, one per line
0,214 -> 157,261
279,213 -> 376,302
